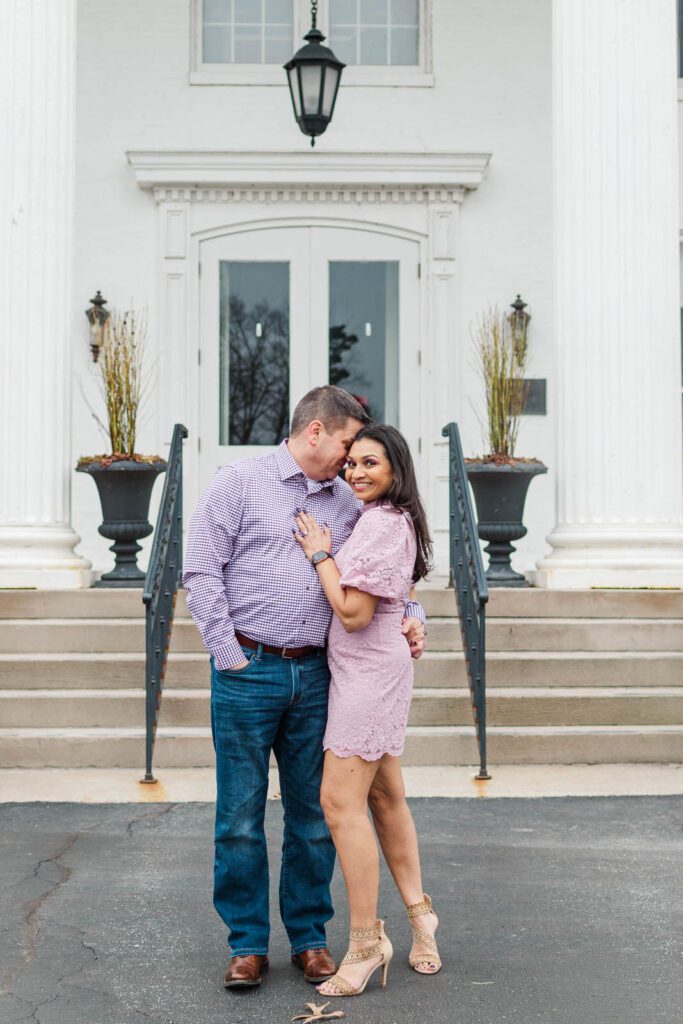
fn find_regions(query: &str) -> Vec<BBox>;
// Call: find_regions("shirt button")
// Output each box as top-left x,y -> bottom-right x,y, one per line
306,586 -> 310,591
302,619 -> 306,624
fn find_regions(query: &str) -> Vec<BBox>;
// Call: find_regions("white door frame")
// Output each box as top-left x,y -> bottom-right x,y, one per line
127,150 -> 491,572
197,223 -> 422,485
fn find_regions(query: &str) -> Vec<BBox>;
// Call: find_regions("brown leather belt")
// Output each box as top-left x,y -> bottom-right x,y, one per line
235,631 -> 325,660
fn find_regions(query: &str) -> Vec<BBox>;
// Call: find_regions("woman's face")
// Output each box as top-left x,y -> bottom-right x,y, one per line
345,437 -> 394,503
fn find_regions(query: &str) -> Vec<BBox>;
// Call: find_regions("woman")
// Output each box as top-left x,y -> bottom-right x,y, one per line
293,423 -> 440,999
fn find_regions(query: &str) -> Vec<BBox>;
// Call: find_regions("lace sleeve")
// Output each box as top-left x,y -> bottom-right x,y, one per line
339,508 -> 413,600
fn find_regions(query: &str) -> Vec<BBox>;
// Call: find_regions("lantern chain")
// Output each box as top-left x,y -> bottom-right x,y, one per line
311,0 -> 318,29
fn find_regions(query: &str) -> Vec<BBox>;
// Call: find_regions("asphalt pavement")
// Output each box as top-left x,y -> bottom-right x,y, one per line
1,796 -> 681,1024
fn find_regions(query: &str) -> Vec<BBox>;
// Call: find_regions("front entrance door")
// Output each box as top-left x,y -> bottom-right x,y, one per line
198,225 -> 420,489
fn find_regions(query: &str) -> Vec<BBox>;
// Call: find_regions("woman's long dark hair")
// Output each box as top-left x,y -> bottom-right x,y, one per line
351,424 -> 433,583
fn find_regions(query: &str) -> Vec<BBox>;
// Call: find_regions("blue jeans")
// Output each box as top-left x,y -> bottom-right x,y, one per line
210,644 -> 335,957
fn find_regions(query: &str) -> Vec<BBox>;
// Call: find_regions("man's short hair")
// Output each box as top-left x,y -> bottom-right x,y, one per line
290,385 -> 371,437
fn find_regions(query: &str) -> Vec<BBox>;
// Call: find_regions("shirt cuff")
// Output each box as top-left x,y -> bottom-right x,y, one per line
405,599 -> 427,631
213,636 -> 249,671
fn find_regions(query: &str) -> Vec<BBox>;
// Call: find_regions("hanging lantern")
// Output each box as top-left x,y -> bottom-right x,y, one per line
284,1 -> 345,146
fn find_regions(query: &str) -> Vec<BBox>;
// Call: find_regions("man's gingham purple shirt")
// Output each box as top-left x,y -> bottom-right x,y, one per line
183,441 -> 424,670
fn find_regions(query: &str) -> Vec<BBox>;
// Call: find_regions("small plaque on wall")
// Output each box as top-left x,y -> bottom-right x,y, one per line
521,378 -> 547,415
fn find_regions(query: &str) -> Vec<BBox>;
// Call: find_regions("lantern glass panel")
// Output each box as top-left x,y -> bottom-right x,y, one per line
300,64 -> 323,115
321,65 -> 340,117
288,66 -> 302,116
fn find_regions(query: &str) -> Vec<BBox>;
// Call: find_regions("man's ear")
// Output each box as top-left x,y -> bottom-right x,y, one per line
307,420 -> 323,447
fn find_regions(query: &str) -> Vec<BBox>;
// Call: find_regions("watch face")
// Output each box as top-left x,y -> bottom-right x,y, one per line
313,551 -> 327,564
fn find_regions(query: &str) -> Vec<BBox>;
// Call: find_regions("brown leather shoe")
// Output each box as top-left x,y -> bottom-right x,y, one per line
224,954 -> 269,989
291,947 -> 337,983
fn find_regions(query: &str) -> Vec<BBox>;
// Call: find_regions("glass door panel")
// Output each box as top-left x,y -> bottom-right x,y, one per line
198,225 -> 421,494
219,261 -> 290,445
198,228 -> 309,485
309,226 -> 421,471
328,261 -> 399,424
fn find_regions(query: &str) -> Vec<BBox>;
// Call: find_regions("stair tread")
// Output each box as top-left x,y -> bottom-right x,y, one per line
3,685 -> 683,699
2,724 -> 682,738
428,616 -> 683,626
1,649 -> 682,661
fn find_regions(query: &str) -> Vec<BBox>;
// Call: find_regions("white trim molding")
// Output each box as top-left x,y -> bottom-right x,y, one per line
126,150 -> 491,195
150,186 -> 466,205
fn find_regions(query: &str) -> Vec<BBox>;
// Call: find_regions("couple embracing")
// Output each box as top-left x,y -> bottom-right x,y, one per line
184,385 -> 441,999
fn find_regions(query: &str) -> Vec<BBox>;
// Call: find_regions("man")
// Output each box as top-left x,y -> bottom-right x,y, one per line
183,386 -> 426,991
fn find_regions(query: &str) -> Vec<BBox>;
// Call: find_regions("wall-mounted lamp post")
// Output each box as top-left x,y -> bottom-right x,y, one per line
85,291 -> 110,362
284,0 -> 345,146
508,294 -> 530,363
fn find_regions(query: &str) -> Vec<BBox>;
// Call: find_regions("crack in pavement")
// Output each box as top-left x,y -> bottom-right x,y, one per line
125,802 -> 179,838
1,832 -> 80,996
1,806 -> 179,1022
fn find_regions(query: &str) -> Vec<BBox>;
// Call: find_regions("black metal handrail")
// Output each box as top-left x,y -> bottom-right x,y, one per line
442,422 -> 490,779
142,423 -> 188,782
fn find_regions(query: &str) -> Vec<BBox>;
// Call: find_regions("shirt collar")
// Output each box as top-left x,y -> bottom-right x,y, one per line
275,440 -> 338,493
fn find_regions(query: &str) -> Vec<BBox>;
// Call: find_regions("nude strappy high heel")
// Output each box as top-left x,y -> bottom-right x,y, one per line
318,920 -> 393,997
407,893 -> 442,974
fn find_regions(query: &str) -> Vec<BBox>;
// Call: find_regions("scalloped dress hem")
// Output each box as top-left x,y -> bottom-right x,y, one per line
323,744 -> 405,762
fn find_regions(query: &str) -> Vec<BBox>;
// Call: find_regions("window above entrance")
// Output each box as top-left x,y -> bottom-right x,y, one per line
329,0 -> 419,66
202,0 -> 294,65
191,0 -> 433,86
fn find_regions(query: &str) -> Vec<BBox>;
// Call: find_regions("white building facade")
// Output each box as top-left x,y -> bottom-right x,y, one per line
1,0 -> 682,587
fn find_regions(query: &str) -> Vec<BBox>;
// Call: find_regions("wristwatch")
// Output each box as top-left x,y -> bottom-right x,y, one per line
311,550 -> 332,567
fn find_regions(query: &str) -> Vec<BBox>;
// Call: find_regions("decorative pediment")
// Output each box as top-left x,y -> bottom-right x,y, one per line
126,150 -> 491,204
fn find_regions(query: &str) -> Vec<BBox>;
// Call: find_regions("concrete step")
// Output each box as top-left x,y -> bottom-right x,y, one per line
428,617 -> 683,652
418,586 -> 683,619
3,687 -> 682,730
2,586 -> 682,620
415,651 -> 683,688
1,649 -> 682,689
1,724 -> 681,768
0,619 -> 187,654
3,615 -> 683,654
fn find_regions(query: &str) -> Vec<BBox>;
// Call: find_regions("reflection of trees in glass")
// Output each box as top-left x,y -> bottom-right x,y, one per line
329,324 -> 374,420
227,297 -> 289,445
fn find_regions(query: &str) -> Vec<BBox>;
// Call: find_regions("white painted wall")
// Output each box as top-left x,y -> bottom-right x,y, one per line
72,0 -> 553,574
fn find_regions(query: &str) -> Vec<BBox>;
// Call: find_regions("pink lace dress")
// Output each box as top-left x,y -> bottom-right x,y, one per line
323,502 -> 417,761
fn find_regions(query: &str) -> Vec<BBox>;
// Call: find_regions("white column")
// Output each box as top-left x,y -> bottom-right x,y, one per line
535,0 -> 683,588
0,0 -> 91,587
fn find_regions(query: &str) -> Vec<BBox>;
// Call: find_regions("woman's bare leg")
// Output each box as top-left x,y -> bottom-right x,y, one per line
369,756 -> 440,973
317,749 -> 384,995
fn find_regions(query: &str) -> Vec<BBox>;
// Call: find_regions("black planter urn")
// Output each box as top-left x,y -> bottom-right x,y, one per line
77,459 -> 167,587
465,461 -> 547,587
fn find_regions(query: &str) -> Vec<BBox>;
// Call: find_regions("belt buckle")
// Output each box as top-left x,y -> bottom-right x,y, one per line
281,647 -> 297,659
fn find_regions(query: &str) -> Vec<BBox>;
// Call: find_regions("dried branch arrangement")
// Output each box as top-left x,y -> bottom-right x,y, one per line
80,307 -> 158,463
472,305 -> 530,459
